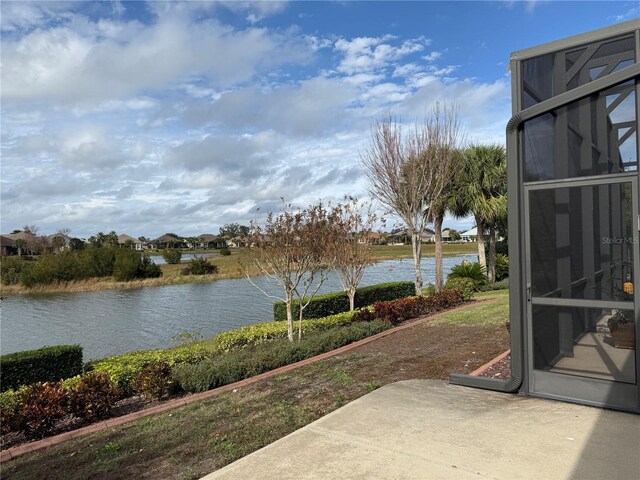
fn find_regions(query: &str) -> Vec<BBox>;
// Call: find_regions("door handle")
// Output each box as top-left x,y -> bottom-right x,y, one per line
526,285 -> 532,302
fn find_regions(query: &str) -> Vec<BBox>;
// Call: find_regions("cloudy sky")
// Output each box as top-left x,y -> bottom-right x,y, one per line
1,1 -> 638,239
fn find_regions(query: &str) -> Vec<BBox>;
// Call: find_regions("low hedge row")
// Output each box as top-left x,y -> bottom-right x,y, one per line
273,281 -> 415,321
1,345 -> 83,392
87,309 -> 367,391
0,365 -> 176,438
173,319 -> 391,392
372,289 -> 466,325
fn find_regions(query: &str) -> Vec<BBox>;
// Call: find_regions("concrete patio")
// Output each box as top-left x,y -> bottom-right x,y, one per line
203,380 -> 640,480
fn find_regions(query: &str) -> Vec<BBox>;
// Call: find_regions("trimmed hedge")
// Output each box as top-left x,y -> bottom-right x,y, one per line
87,309 -> 367,391
174,319 -> 391,393
372,289 -> 466,325
1,345 -> 83,392
273,281 -> 415,321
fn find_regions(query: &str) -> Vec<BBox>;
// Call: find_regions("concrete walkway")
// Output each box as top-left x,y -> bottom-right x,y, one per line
203,380 -> 640,480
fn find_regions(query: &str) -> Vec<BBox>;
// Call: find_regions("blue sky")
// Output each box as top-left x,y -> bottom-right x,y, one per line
1,1 -> 638,238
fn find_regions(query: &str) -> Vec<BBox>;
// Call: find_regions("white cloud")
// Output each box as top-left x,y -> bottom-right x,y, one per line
1,16 -> 310,105
334,35 -> 429,74
423,51 -> 442,62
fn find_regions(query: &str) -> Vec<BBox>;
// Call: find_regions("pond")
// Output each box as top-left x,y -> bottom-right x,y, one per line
0,255 -> 476,360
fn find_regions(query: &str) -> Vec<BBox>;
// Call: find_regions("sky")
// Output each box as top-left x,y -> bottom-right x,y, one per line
1,1 -> 638,239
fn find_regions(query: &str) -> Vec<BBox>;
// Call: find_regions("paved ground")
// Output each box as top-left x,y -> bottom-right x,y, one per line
203,380 -> 640,480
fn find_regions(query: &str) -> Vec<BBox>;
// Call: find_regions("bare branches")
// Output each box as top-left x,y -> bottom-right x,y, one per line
360,102 -> 465,294
241,201 -> 332,342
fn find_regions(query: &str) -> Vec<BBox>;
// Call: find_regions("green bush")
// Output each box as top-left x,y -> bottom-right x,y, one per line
0,256 -> 33,285
0,389 -> 22,434
219,248 -> 231,256
1,345 -> 83,392
173,320 -> 391,393
183,257 -> 218,275
162,249 -> 182,264
113,249 -> 141,281
86,346 -> 209,394
495,253 -> 509,281
444,277 -> 477,300
477,278 -> 509,291
448,262 -> 487,284
21,252 -> 87,287
273,281 -> 415,321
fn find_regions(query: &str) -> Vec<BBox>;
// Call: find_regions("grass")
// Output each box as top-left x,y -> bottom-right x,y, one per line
0,244 -> 478,296
2,291 -> 509,480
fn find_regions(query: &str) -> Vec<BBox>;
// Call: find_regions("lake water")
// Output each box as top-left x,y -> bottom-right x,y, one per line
0,255 -> 476,360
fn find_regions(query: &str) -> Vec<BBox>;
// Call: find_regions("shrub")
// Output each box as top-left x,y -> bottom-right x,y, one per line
444,277 -> 477,300
67,372 -> 121,420
0,389 -> 22,434
495,253 -> 509,281
0,256 -> 33,285
372,290 -> 466,325
138,254 -> 162,278
423,283 -> 436,296
1,345 -> 83,392
162,249 -> 182,264
448,262 -> 487,285
113,250 -> 141,281
132,362 -> 174,400
173,320 -> 391,393
86,347 -> 208,394
273,281 -> 415,321
477,278 -> 509,291
87,309 -> 368,391
80,247 -> 118,278
18,381 -> 68,438
219,248 -> 231,256
183,257 -> 218,275
21,252 -> 87,287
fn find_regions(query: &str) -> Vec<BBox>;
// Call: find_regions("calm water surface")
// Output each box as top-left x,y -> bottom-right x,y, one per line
1,255 -> 476,360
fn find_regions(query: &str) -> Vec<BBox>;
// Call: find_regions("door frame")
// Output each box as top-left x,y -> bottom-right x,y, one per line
523,173 -> 640,411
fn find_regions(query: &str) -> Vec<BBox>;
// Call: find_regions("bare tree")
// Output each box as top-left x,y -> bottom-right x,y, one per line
328,198 -> 378,310
361,103 -> 464,295
242,201 -> 331,342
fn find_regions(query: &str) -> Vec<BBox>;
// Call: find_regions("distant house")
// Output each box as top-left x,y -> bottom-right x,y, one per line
227,236 -> 247,248
196,234 -> 227,249
118,234 -> 144,251
0,235 -> 15,256
47,233 -> 72,252
424,229 -> 454,243
149,234 -> 185,249
460,227 -> 497,243
358,231 -> 383,245
2,231 -> 38,254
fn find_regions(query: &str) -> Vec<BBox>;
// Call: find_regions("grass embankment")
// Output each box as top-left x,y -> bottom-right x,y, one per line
0,244 -> 478,296
3,291 -> 509,480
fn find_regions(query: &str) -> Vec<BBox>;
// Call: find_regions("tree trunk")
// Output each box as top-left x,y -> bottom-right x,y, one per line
286,299 -> 294,342
475,215 -> 487,269
348,288 -> 356,311
434,214 -> 444,293
488,225 -> 496,283
411,232 -> 423,295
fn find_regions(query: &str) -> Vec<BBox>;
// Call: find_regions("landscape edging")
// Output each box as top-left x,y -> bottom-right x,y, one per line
0,297 -> 498,463
469,349 -> 511,376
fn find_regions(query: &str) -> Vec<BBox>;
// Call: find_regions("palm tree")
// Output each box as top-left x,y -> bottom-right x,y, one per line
449,144 -> 507,283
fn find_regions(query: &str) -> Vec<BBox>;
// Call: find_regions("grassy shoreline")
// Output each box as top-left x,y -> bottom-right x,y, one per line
0,244 -> 478,296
